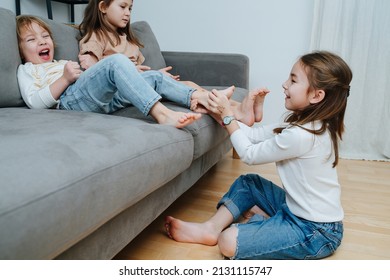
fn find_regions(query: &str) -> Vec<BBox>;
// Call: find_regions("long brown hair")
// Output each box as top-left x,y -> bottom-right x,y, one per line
274,51 -> 352,167
78,0 -> 143,48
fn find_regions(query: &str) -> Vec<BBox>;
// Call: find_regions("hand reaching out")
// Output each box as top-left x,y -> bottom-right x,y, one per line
136,65 -> 152,72
135,64 -> 180,81
159,66 -> 180,80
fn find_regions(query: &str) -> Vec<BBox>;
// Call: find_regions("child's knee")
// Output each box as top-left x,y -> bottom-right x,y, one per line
217,227 -> 237,258
107,53 -> 127,62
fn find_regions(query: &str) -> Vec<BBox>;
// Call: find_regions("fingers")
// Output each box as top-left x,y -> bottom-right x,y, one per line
260,87 -> 270,95
207,96 -> 225,114
78,54 -> 89,61
78,54 -> 98,70
78,55 -> 88,67
209,89 -> 229,105
138,65 -> 151,71
207,91 -> 219,108
65,61 -> 83,82
66,60 -> 81,71
253,87 -> 270,95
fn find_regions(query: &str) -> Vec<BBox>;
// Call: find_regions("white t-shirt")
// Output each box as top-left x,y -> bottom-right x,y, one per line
17,60 -> 67,109
231,121 -> 344,222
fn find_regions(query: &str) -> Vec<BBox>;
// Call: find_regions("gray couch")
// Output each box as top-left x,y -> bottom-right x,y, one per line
0,7 -> 249,259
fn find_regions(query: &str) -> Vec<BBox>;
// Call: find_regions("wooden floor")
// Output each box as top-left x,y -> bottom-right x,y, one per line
114,150 -> 390,260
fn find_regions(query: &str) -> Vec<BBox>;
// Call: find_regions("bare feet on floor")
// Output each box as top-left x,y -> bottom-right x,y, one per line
240,205 -> 270,223
164,216 -> 220,246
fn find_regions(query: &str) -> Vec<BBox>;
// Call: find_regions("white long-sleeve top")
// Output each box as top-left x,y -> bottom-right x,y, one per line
17,60 -> 68,109
231,121 -> 344,222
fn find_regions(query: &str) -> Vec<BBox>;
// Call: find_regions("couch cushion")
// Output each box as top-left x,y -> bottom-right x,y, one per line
113,86 -> 247,159
113,104 -> 227,159
171,87 -> 247,158
42,19 -> 80,62
0,108 -> 194,259
132,21 -> 166,70
0,8 -> 24,108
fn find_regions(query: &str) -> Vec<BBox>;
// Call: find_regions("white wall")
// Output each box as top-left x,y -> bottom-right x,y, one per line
1,0 -> 314,124
0,0 -> 85,23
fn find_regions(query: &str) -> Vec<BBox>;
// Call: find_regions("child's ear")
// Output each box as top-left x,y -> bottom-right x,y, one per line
309,89 -> 325,104
98,1 -> 107,13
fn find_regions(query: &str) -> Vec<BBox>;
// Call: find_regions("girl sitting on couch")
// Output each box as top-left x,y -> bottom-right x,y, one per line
16,15 -> 202,128
78,0 -> 266,127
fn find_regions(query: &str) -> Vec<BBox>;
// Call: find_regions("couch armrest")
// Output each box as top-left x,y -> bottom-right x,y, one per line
162,51 -> 249,89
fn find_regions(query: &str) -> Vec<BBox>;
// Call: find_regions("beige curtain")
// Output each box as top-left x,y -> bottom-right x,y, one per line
310,0 -> 390,161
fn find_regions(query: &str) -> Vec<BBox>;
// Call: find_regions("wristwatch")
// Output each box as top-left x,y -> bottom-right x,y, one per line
222,115 -> 236,126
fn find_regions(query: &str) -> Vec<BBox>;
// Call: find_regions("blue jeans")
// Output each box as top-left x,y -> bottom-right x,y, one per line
59,54 -> 195,114
217,174 -> 343,260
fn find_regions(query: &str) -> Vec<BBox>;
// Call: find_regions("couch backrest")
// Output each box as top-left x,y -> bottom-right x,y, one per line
0,8 -> 80,108
0,7 -> 165,108
44,20 -> 80,62
0,8 -> 24,107
132,21 -> 166,71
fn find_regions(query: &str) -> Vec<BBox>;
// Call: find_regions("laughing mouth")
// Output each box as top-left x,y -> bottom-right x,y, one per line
39,49 -> 50,60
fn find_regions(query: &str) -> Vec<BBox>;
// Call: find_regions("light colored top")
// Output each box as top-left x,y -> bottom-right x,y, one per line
17,60 -> 67,109
231,121 -> 344,222
79,32 -> 145,65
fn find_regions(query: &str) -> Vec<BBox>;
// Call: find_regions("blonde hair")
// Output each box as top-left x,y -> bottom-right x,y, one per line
16,15 -> 55,62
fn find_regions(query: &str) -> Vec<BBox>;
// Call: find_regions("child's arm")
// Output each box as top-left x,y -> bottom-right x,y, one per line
49,61 -> 82,100
17,61 -> 82,109
79,34 -> 104,68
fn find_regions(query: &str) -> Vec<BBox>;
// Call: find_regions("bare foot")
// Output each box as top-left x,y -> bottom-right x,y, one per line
169,111 -> 202,128
254,89 -> 269,122
190,100 -> 225,126
150,103 -> 201,128
165,216 -> 220,246
233,88 -> 269,126
217,85 -> 235,99
190,99 -> 209,114
240,205 -> 270,223
232,90 -> 258,126
191,86 -> 235,111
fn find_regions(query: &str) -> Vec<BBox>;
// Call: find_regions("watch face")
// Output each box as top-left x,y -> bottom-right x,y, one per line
223,116 -> 234,125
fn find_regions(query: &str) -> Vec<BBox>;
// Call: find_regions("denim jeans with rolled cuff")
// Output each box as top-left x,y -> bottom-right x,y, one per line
59,54 -> 195,114
217,174 -> 343,260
